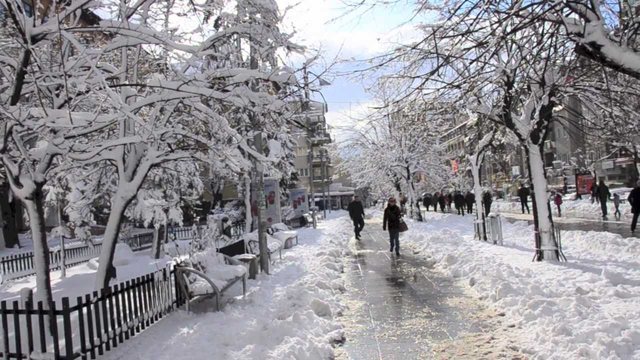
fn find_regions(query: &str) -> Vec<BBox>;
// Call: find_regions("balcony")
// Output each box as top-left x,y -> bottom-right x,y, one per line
310,131 -> 331,145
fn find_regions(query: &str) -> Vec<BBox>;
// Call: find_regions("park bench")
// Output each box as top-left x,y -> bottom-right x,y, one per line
174,250 -> 247,311
268,223 -> 299,249
243,231 -> 283,264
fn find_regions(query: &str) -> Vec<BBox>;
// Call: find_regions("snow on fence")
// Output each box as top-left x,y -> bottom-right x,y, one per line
119,231 -> 154,252
0,267 -> 184,360
0,243 -> 103,282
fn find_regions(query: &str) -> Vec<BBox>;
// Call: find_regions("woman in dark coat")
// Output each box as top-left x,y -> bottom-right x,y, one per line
383,197 -> 403,256
438,193 -> 446,212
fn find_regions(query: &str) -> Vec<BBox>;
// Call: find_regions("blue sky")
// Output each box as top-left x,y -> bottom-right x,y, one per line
277,0 -> 424,141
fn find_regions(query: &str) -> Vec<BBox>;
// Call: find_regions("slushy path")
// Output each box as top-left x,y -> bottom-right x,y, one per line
336,217 -> 524,359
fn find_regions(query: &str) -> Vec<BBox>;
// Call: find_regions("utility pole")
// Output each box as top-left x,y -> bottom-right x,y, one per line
303,64 -> 317,228
249,33 -> 269,274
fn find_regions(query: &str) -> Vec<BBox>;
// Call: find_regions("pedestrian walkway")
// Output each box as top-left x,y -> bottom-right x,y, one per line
500,211 -> 636,239
336,219 -> 524,359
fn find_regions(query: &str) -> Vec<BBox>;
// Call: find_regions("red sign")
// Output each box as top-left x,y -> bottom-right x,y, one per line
451,160 -> 459,174
576,174 -> 594,195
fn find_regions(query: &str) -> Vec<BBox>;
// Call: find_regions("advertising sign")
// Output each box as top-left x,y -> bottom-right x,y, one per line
576,174 -> 594,195
289,188 -> 309,215
264,178 -> 281,226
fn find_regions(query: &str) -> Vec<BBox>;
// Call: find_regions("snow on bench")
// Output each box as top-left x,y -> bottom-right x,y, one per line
268,223 -> 299,249
175,249 -> 247,311
242,231 -> 283,263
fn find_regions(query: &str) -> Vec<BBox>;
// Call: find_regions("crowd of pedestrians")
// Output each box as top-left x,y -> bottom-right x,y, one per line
421,190 -> 493,217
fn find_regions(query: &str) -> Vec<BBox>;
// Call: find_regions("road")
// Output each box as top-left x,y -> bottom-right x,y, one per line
336,218 -> 524,359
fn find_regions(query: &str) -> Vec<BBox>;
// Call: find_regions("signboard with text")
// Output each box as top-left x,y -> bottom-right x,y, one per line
576,174 -> 594,195
264,178 -> 281,226
289,188 -> 309,216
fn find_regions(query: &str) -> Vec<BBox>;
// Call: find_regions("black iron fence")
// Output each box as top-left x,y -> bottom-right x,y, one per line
0,268 -> 183,359
0,243 -> 103,282
0,223 -> 247,283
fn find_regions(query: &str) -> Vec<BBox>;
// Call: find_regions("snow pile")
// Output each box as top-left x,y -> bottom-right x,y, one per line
400,212 -> 640,359
493,198 -> 635,221
103,216 -> 352,360
184,249 -> 247,290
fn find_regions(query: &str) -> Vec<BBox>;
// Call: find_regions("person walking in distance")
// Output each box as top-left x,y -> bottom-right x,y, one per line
482,190 -> 493,217
628,181 -> 640,232
438,192 -> 446,212
454,191 -> 465,215
347,195 -> 365,240
554,192 -> 563,217
518,184 -> 530,214
596,179 -> 611,220
613,193 -> 622,220
383,197 -> 402,256
465,191 -> 475,214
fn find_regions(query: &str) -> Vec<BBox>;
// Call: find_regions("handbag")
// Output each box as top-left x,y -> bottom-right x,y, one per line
398,219 -> 408,232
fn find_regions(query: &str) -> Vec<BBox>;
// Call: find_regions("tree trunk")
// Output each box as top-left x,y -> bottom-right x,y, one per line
470,154 -> 485,240
527,144 -> 559,261
244,175 -> 252,234
95,194 -> 131,290
0,184 -> 19,248
24,192 -> 54,306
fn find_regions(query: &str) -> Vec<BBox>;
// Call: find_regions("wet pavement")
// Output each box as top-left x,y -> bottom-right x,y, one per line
500,212 -> 636,239
336,219 -> 524,360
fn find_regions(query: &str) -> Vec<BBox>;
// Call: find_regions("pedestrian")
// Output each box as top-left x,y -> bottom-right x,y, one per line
628,180 -> 640,232
382,197 -> 402,256
446,193 -> 453,212
438,193 -> 446,212
596,180 -> 611,220
482,190 -> 492,217
465,191 -> 475,214
554,192 -> 563,217
422,194 -> 432,212
347,195 -> 365,240
613,193 -> 621,220
432,192 -> 439,212
454,192 -> 465,215
518,184 -> 530,214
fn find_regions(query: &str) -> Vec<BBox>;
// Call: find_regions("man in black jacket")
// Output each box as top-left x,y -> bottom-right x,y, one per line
465,191 -> 475,214
596,180 -> 611,219
518,184 -> 530,214
628,181 -> 640,232
348,195 -> 365,240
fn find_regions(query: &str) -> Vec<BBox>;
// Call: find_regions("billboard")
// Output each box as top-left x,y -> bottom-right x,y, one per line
289,188 -> 309,215
576,174 -> 594,195
264,178 -> 281,226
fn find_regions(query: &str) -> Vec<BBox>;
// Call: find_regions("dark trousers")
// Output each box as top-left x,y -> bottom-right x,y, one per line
520,199 -> 530,214
632,212 -> 639,232
556,204 -> 561,217
484,202 -> 491,217
352,217 -> 365,238
600,201 -> 608,218
389,229 -> 400,254
467,203 -> 473,214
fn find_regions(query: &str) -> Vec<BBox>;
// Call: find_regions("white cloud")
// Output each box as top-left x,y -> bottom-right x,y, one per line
277,0 -> 422,59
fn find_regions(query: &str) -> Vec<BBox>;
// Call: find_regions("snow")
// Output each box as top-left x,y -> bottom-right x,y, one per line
102,213 -> 351,360
492,197 -> 636,221
0,244 -> 172,303
397,211 -> 640,359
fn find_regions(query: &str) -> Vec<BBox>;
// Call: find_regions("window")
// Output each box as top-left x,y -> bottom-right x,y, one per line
298,168 -> 309,177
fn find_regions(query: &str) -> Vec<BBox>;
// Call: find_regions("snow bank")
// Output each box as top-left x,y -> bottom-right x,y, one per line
399,212 -> 640,359
493,198 -> 635,221
103,216 -> 352,360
